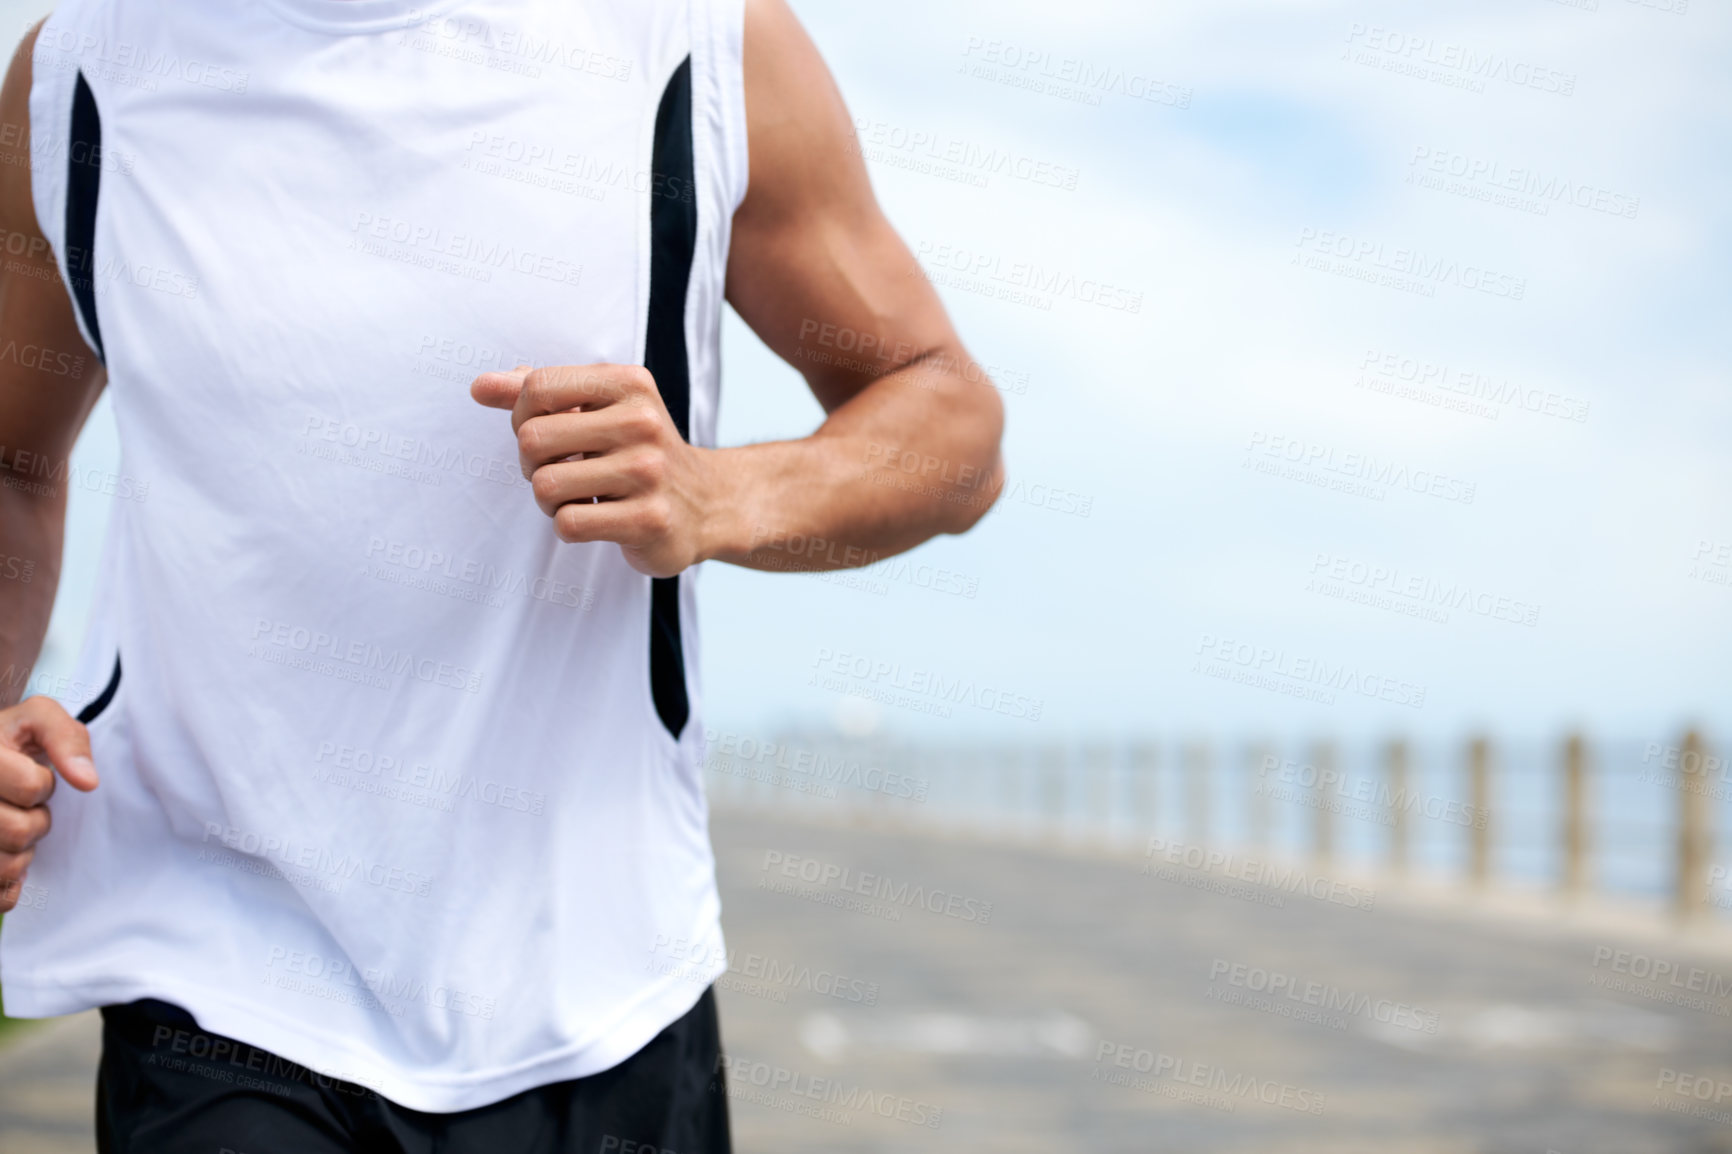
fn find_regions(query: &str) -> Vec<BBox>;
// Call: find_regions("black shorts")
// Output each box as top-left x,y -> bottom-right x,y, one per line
95,990 -> 731,1154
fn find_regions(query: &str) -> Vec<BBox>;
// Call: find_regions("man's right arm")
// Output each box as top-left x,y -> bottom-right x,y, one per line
0,24 -> 107,913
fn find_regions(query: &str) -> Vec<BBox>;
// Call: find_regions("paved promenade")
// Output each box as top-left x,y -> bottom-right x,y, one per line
7,810 -> 1732,1152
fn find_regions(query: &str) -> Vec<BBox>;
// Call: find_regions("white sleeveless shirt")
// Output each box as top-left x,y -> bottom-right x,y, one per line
3,0 -> 745,1111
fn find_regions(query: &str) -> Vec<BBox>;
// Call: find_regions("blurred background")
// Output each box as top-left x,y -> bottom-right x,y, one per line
4,0 -> 1731,1151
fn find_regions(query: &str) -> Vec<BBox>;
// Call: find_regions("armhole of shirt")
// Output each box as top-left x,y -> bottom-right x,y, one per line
27,8 -> 101,359
691,0 -> 748,221
684,0 -> 745,456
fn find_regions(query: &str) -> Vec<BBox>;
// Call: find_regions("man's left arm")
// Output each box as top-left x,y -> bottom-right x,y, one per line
473,0 -> 1005,578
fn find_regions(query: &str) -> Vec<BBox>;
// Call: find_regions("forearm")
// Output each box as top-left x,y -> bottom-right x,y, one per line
0,489 -> 65,707
700,349 -> 1005,572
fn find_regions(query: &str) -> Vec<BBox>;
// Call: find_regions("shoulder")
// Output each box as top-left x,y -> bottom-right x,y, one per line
0,22 -> 45,239
735,0 -> 868,225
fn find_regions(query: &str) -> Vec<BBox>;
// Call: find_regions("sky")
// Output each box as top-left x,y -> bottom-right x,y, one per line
19,0 -> 1731,751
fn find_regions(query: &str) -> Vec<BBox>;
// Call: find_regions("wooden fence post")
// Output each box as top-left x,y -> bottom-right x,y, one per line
1086,744 -> 1111,840
1469,737 -> 1491,889
1313,742 -> 1335,869
1677,730 -> 1712,923
1387,739 -> 1409,876
1042,744 -> 1067,843
996,745 -> 1018,833
1248,742 -> 1273,850
1561,734 -> 1588,899
1185,742 -> 1210,846
1128,742 -> 1158,842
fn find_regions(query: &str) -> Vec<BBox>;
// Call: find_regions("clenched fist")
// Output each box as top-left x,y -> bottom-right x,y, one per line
471,364 -> 721,579
0,696 -> 99,913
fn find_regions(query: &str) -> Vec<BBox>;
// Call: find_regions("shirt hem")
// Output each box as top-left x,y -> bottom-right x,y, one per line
0,965 -> 725,1113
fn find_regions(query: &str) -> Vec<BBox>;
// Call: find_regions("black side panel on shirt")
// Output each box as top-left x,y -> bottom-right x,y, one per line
644,57 -> 697,740
76,653 -> 122,724
65,71 -> 105,363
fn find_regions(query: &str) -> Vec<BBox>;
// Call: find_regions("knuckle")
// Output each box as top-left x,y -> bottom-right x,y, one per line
517,420 -> 542,458
524,370 -> 556,410
630,449 -> 666,487
0,849 -> 30,883
20,694 -> 62,725
639,500 -> 673,539
530,467 -> 563,505
0,808 -> 36,853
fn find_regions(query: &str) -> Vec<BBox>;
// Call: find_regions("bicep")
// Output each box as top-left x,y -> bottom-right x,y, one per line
724,0 -> 959,414
0,22 -> 107,463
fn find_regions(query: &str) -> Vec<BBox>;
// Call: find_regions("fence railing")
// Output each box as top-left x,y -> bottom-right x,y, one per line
703,727 -> 1725,923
